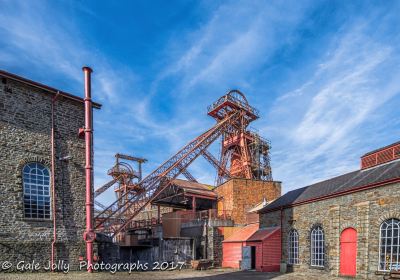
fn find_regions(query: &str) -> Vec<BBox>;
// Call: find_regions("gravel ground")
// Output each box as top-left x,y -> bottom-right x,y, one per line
0,269 -> 357,280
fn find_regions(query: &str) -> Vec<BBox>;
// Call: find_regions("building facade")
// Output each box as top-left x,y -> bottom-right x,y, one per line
259,142 -> 400,279
0,70 -> 100,270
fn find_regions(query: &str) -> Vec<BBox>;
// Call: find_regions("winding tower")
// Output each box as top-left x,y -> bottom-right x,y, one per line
207,90 -> 272,184
94,90 -> 273,238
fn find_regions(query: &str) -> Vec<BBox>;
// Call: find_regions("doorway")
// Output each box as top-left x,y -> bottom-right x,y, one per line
340,228 -> 357,276
251,246 -> 256,269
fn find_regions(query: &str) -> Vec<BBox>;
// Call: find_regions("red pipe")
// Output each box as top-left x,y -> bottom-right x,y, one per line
51,92 -> 60,271
280,207 -> 283,265
83,66 -> 95,272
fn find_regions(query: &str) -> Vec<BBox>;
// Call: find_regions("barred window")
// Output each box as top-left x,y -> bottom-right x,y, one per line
379,219 -> 400,271
288,229 -> 299,264
311,226 -> 324,267
23,163 -> 51,219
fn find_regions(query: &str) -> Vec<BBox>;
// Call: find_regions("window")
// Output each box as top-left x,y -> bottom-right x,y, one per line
311,226 -> 325,267
23,162 -> 51,219
288,229 -> 299,264
379,218 -> 400,271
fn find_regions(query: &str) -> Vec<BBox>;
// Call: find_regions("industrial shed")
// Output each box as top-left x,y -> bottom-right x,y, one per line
245,227 -> 281,272
222,223 -> 259,269
222,224 -> 281,272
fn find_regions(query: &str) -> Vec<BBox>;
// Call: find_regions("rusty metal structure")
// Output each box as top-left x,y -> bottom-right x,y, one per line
94,90 -> 272,239
207,90 -> 272,184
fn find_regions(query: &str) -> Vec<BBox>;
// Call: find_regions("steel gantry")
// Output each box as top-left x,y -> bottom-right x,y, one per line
94,90 -> 272,237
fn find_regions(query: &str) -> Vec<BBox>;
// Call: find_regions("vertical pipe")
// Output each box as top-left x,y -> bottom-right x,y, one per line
157,205 -> 161,224
138,162 -> 142,181
51,92 -> 59,271
83,66 -> 94,272
192,196 -> 196,213
280,207 -> 283,264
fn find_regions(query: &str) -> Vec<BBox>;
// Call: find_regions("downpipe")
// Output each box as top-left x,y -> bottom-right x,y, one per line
51,91 -> 60,271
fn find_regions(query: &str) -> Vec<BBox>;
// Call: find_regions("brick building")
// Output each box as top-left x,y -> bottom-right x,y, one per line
259,141 -> 400,279
214,178 -> 281,225
216,178 -> 282,269
0,70 -> 101,269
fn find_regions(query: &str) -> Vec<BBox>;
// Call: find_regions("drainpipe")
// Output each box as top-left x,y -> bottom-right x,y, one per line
82,66 -> 95,272
280,207 -> 283,265
51,91 -> 60,271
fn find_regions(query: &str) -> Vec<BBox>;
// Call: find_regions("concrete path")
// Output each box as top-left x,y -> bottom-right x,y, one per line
0,269 -> 355,280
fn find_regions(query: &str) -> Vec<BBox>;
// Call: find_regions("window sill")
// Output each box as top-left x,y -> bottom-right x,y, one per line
23,218 -> 53,223
309,265 -> 325,270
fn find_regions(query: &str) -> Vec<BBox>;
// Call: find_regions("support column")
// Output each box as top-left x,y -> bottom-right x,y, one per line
192,196 -> 196,213
157,205 -> 161,223
356,201 -> 370,279
329,205 -> 340,276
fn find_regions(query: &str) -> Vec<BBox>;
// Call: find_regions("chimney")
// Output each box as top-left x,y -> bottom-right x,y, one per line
82,66 -> 95,272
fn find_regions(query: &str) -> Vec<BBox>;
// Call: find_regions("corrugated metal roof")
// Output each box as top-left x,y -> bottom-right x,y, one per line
222,223 -> 259,243
260,159 -> 400,213
171,179 -> 217,198
247,227 -> 279,242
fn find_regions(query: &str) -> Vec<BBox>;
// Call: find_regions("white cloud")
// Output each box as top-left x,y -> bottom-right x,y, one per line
268,19 -> 400,192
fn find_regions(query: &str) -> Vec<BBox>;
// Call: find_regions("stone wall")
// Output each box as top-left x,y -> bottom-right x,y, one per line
207,226 -> 223,266
119,239 -> 193,265
259,182 -> 400,279
0,76 -> 90,269
214,179 -> 281,225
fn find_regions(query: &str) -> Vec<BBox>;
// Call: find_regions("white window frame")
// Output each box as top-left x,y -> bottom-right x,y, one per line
288,229 -> 299,265
23,162 -> 51,220
378,218 -> 400,271
311,226 -> 325,267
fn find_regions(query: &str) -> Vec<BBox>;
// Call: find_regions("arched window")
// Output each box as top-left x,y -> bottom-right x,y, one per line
379,218 -> 400,271
288,229 -> 299,264
311,226 -> 325,267
23,162 -> 51,219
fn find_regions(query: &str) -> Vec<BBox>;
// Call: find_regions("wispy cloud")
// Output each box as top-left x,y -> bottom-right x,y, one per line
1,0 -> 400,206
268,14 -> 400,191
154,1 -> 312,97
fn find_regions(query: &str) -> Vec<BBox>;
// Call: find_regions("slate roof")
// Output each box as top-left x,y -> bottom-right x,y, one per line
0,69 -> 102,109
260,159 -> 400,213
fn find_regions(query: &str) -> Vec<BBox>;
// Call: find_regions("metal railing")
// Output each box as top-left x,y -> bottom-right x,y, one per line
207,91 -> 259,118
179,209 -> 232,223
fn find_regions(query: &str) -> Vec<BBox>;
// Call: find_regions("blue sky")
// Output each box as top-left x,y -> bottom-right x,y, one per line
1,1 -> 400,206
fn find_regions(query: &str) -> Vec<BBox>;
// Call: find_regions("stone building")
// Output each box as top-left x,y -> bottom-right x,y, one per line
214,178 -> 281,225
259,141 -> 400,279
0,70 -> 101,270
216,178 -> 282,269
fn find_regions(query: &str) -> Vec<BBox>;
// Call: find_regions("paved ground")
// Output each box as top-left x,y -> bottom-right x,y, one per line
0,268 -> 353,280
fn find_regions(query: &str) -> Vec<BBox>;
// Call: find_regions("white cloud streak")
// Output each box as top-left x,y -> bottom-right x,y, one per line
268,18 -> 400,192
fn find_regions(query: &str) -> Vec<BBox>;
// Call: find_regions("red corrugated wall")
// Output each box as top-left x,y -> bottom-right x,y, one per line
245,241 -> 263,271
261,229 -> 281,272
222,229 -> 281,272
222,242 -> 243,268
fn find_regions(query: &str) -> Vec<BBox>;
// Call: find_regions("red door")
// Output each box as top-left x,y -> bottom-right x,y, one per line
340,228 -> 357,276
